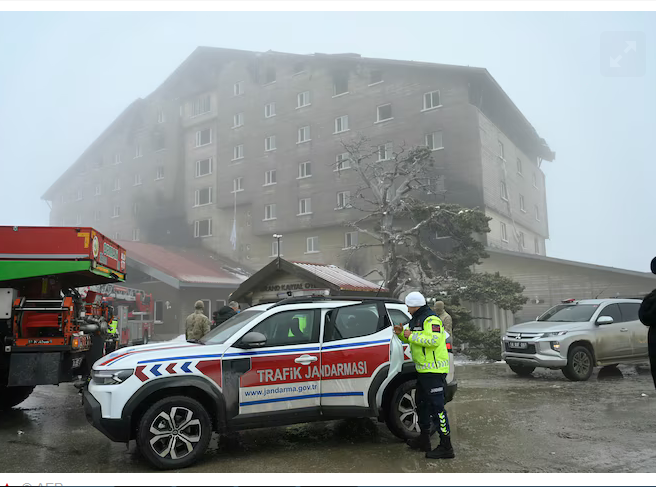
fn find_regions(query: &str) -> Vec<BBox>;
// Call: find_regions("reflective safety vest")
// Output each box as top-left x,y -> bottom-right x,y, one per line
397,305 -> 449,374
108,320 -> 118,335
288,314 -> 308,337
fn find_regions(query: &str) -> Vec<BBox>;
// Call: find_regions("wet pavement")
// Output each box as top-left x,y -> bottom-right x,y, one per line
3,363 -> 656,473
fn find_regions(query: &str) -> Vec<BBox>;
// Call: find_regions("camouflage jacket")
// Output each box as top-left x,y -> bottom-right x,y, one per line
437,311 -> 453,335
185,310 -> 211,340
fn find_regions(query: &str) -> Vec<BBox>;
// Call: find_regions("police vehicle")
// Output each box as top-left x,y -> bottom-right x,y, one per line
83,297 -> 457,469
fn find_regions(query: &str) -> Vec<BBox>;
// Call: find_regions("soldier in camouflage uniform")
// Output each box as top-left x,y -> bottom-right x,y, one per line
433,301 -> 453,336
185,300 -> 211,340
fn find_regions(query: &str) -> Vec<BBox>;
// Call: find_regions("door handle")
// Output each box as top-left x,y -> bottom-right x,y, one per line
295,354 -> 318,365
620,328 -> 629,332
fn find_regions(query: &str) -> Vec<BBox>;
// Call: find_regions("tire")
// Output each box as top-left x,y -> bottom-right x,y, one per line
508,364 -> 536,377
562,345 -> 594,381
136,396 -> 212,470
0,385 -> 35,410
384,379 -> 436,441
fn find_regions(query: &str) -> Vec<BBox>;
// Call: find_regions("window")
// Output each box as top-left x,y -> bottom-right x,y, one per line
334,115 -> 349,133
195,128 -> 212,147
93,210 -> 101,222
59,194 -> 66,204
376,104 -> 393,122
155,300 -> 164,322
233,144 -> 244,161
293,61 -> 305,75
298,198 -> 312,215
517,158 -> 523,175
369,69 -> 383,85
336,191 -> 351,209
112,205 -> 120,218
113,232 -> 120,240
153,132 -> 166,151
423,90 -> 441,110
333,73 -> 349,96
113,178 -> 121,192
264,204 -> 276,221
76,189 -> 83,201
297,126 -> 311,143
196,158 -> 212,177
388,309 -> 410,328
94,184 -> 101,196
194,219 -> 212,238
335,152 -> 351,171
134,173 -> 142,186
264,67 -> 276,84
157,108 -> 165,124
264,102 -> 276,118
132,228 -> 140,242
498,141 -> 505,160
533,172 -> 539,188
619,303 -> 641,322
156,166 -> 164,180
249,309 -> 318,347
194,187 -> 213,206
298,161 -> 312,179
114,153 -> 122,165
306,236 -> 319,253
501,222 -> 508,242
76,214 -> 82,226
534,238 -> 540,254
233,81 -> 243,96
134,143 -> 142,159
271,239 -> 282,257
297,91 -> 311,108
264,169 -> 277,186
233,112 -> 244,128
232,178 -> 244,193
599,304 -> 622,323
132,202 -> 139,216
377,143 -> 393,162
519,232 -> 525,249
519,194 -> 526,212
191,95 -> 211,117
344,231 -> 358,249
264,135 -> 276,152
324,303 -> 382,342
500,181 -> 508,200
425,131 -> 444,151
535,205 -> 541,221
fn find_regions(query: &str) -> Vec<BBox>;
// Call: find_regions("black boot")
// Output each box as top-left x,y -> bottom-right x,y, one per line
406,432 -> 431,452
426,435 -> 455,459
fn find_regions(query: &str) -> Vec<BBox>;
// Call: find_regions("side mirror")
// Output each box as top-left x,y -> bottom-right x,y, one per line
597,316 -> 614,326
237,331 -> 267,349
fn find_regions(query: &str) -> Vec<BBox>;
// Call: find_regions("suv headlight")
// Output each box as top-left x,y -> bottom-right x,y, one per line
91,368 -> 133,385
541,331 -> 567,338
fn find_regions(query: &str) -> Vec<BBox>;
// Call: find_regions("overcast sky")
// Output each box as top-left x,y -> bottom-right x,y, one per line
0,11 -> 653,272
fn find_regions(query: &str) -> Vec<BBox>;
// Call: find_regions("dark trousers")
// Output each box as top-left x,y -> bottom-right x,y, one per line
649,327 -> 656,390
416,372 -> 450,438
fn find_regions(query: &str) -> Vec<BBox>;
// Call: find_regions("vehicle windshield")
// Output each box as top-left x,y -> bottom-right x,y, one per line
537,304 -> 599,323
200,310 -> 264,345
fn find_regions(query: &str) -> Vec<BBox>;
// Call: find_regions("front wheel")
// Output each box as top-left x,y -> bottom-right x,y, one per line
384,379 -> 436,441
137,396 -> 212,470
562,346 -> 594,381
0,385 -> 35,410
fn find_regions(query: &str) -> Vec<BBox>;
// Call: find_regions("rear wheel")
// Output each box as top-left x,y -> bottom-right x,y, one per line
562,345 -> 594,381
137,396 -> 212,470
0,385 -> 35,410
385,379 -> 436,441
508,364 -> 536,377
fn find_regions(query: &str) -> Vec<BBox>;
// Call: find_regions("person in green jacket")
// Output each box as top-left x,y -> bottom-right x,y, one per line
394,291 -> 454,459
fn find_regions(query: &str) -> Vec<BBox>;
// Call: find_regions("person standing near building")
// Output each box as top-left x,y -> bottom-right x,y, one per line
186,300 -> 211,341
212,301 -> 239,329
394,291 -> 455,460
433,300 -> 453,336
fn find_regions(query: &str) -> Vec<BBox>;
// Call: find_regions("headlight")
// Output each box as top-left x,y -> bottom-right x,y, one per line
91,368 -> 133,385
541,331 -> 567,338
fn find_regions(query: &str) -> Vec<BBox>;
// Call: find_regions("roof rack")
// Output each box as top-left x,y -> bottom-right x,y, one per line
268,295 -> 403,309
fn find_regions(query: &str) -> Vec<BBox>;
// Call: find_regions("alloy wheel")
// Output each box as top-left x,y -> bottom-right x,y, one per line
398,388 -> 419,433
572,351 -> 591,376
149,407 -> 202,460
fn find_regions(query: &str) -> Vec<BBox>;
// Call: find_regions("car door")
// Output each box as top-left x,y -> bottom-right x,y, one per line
619,302 -> 648,359
222,308 -> 322,420
320,302 -> 394,414
594,303 -> 632,361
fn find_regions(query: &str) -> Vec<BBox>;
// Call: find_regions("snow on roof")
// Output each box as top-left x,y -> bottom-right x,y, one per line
291,261 -> 386,292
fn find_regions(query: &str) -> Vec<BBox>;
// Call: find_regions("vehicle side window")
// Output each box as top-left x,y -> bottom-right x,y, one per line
248,309 -> 318,347
388,309 -> 410,327
324,304 -> 381,342
599,304 -> 622,323
618,303 -> 640,322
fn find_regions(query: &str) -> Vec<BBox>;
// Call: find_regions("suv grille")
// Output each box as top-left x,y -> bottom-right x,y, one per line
506,331 -> 541,340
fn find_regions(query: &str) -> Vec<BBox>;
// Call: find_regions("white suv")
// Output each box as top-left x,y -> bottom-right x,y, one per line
83,297 -> 457,469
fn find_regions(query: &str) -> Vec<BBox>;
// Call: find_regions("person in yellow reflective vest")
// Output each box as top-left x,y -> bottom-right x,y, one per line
108,318 -> 118,336
288,314 -> 308,338
394,291 -> 454,460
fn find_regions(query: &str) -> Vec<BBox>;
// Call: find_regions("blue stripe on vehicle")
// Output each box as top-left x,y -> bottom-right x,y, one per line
180,361 -> 192,373
223,346 -> 321,357
137,353 -> 224,364
321,339 -> 390,351
239,391 -> 364,407
150,364 -> 162,377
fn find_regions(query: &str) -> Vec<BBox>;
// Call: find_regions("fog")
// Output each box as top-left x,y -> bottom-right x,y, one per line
0,11 -> 653,272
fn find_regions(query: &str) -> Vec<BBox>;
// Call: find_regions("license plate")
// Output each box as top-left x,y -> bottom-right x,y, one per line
509,341 -> 528,349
